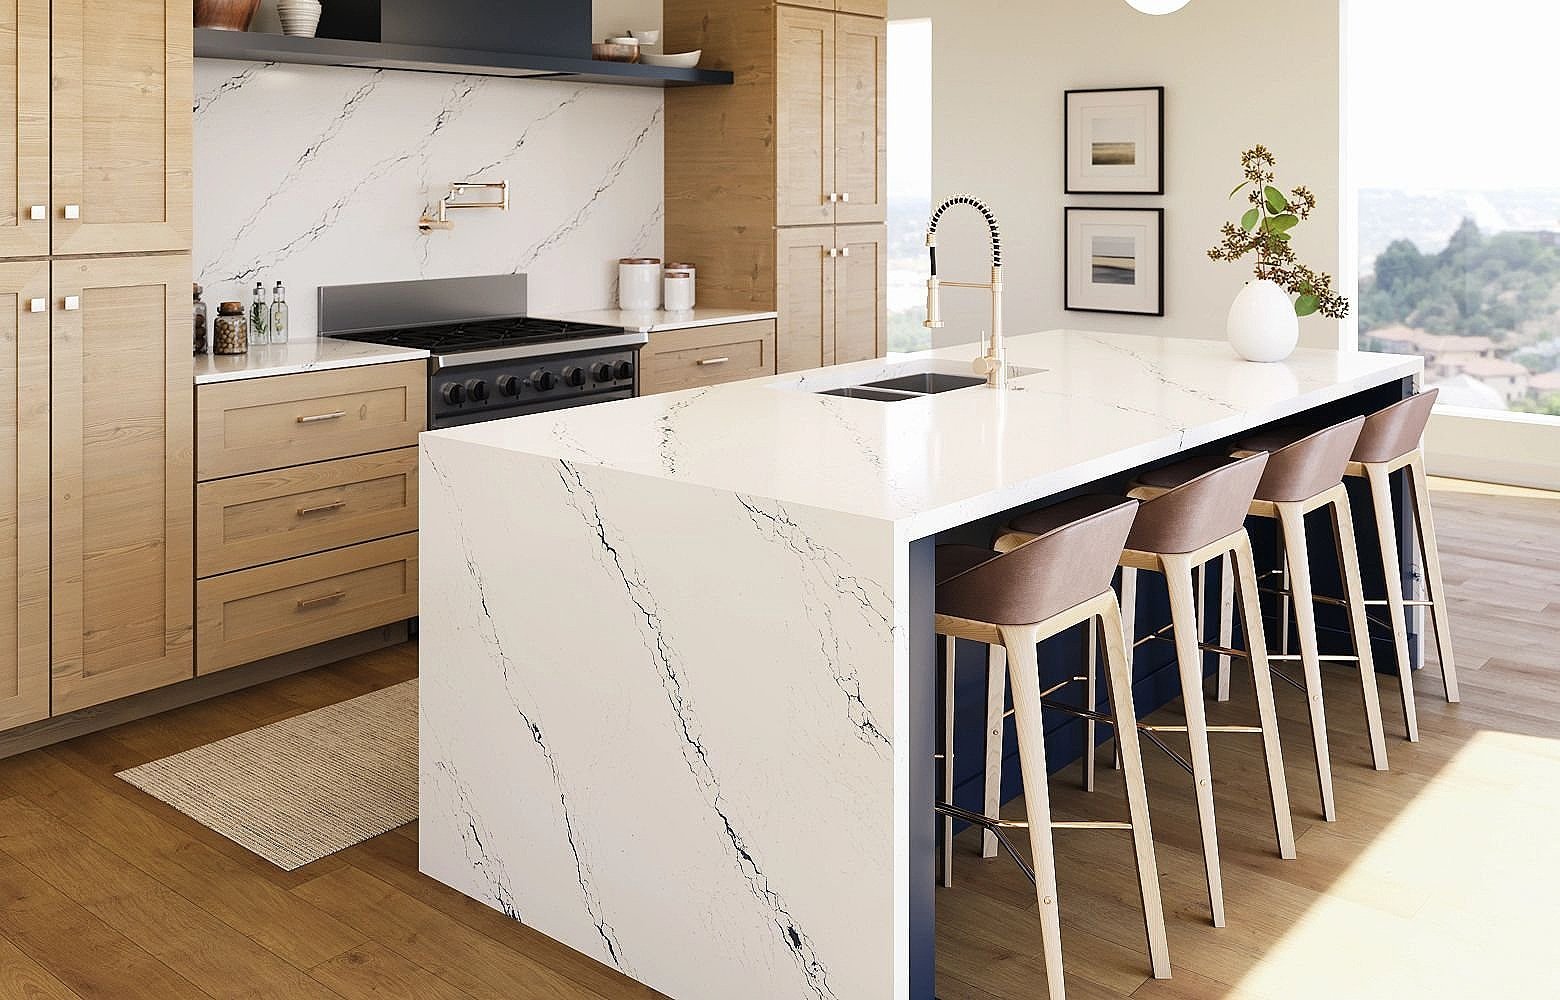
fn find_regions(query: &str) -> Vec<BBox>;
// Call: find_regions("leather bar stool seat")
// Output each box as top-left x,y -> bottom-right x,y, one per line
1003,454 -> 1297,928
935,498 -> 1170,998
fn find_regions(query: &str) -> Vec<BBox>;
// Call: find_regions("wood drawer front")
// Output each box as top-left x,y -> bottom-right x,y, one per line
197,534 -> 417,675
197,448 -> 418,577
641,320 -> 777,395
197,361 -> 426,481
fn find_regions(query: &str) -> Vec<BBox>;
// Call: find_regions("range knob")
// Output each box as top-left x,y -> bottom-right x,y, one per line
529,369 -> 556,392
562,366 -> 587,388
497,373 -> 523,397
613,360 -> 635,381
465,379 -> 489,402
590,362 -> 614,384
440,381 -> 466,406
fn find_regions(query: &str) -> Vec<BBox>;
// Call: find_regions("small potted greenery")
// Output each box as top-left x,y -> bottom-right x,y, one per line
1209,145 -> 1349,362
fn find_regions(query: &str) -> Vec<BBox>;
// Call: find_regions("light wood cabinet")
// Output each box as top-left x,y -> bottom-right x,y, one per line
641,320 -> 778,395
776,223 -> 885,372
668,0 -> 887,373
0,260 -> 51,730
0,0 -> 51,260
50,254 -> 194,714
776,7 -> 835,228
50,0 -> 192,256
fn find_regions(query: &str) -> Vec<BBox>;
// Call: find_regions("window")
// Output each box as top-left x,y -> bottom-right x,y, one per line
887,18 -> 931,354
1352,1 -> 1560,420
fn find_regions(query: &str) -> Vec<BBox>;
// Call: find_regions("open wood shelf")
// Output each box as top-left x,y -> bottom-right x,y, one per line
194,29 -> 734,88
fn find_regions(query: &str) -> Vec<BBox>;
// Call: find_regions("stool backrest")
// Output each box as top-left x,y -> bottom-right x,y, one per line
1353,388 -> 1439,465
1130,452 -> 1269,555
1255,415 -> 1366,503
936,499 -> 1139,626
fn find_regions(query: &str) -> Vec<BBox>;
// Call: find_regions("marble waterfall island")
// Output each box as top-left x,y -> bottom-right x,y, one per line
419,330 -> 1421,1000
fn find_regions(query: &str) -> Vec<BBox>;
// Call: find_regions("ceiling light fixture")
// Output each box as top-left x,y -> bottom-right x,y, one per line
1125,0 -> 1191,13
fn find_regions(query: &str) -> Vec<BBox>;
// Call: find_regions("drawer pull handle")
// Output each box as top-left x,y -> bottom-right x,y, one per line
296,410 -> 347,424
296,591 -> 347,611
297,500 -> 347,517
698,357 -> 730,367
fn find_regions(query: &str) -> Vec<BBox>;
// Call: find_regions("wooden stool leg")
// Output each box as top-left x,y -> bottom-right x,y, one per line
1164,556 -> 1226,927
1217,553 -> 1235,701
982,643 -> 1006,860
1232,534 -> 1297,860
942,635 -> 957,889
1114,567 -> 1137,771
999,626 -> 1067,1000
1364,464 -> 1420,742
1083,621 -> 1097,792
1098,601 -> 1172,979
1277,504 -> 1338,822
1329,492 -> 1390,771
1408,453 -> 1461,703
1277,544 -> 1292,657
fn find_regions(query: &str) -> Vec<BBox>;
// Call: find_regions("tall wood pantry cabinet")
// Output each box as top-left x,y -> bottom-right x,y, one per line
665,0 -> 888,373
0,0 -> 193,729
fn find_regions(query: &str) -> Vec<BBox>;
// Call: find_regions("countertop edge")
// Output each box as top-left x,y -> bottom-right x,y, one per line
193,344 -> 432,385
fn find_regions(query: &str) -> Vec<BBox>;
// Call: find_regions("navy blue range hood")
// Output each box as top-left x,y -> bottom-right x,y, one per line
319,0 -> 590,59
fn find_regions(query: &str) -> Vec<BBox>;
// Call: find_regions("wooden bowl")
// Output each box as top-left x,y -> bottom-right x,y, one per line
194,0 -> 262,30
591,42 -> 640,63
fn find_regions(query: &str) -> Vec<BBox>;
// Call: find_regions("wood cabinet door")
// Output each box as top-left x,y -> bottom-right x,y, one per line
51,255 -> 194,713
0,0 -> 50,259
0,260 -> 50,731
836,0 -> 886,16
834,13 -> 885,225
776,226 -> 836,373
834,224 -> 887,364
776,5 -> 836,228
50,0 -> 192,255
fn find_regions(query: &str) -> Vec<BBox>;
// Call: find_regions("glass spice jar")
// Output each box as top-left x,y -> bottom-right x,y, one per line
193,283 -> 209,356
213,301 -> 249,355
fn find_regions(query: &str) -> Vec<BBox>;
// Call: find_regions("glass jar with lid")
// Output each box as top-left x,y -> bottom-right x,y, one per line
213,301 -> 249,355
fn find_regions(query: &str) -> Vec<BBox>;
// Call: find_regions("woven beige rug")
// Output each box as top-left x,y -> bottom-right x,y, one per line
118,680 -> 418,871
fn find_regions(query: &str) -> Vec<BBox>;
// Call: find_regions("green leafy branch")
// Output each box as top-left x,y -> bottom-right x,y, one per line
1208,145 -> 1350,319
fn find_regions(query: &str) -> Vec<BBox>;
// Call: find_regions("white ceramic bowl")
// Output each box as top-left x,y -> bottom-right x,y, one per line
629,29 -> 660,46
606,36 -> 639,46
642,50 -> 701,69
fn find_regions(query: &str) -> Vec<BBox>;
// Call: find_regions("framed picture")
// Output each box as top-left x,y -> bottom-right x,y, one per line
1064,86 -> 1165,194
1065,207 -> 1164,316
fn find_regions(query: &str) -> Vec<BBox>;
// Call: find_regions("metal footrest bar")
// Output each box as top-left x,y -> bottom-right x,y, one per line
1039,699 -> 1116,727
1132,621 -> 1176,650
935,801 -> 1037,886
1269,668 -> 1308,694
1052,821 -> 1133,831
1267,653 -> 1359,662
1139,728 -> 1197,778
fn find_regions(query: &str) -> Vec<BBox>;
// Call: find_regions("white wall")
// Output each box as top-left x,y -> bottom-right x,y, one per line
194,60 -> 663,337
890,0 -> 1344,350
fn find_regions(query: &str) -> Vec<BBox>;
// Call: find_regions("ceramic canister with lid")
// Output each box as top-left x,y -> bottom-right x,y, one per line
664,269 -> 694,312
665,262 -> 696,307
619,258 -> 662,311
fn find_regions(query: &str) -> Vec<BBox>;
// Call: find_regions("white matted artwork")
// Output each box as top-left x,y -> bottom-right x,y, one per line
1065,87 -> 1164,194
1065,207 -> 1164,316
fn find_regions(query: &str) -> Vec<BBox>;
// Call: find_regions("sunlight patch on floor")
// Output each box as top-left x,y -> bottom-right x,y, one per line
1232,729 -> 1560,999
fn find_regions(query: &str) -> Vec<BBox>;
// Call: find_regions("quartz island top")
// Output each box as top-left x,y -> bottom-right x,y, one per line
427,329 -> 1421,539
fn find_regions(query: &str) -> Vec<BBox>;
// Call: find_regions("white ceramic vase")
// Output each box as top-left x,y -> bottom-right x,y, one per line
277,0 -> 322,37
1226,278 -> 1299,363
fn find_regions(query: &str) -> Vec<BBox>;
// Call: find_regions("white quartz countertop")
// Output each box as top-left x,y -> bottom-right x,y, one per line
554,307 -> 778,334
425,330 -> 1421,539
194,338 -> 430,385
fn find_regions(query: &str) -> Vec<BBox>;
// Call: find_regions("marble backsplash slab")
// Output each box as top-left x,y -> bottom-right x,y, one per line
194,59 -> 664,337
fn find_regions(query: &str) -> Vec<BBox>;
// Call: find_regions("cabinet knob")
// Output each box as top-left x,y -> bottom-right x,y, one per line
826,192 -> 839,204
28,205 -> 45,221
839,246 -> 851,257
63,204 -> 80,221
62,296 -> 80,311
27,298 -> 45,314
839,192 -> 851,203
827,247 -> 839,258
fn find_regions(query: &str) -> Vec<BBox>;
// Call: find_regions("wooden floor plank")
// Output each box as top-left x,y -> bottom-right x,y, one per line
0,927 -> 88,999
309,942 -> 474,1000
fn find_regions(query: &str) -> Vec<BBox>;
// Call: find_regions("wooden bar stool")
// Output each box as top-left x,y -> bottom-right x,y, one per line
1345,388 -> 1460,740
936,498 -> 1170,998
998,455 -> 1297,929
1159,418 -> 1389,824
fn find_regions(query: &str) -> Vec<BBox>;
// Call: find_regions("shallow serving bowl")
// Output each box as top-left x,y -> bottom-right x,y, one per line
642,50 -> 702,68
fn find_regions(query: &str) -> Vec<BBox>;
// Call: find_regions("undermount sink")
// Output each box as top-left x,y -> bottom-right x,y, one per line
862,372 -> 989,394
814,361 -> 1045,402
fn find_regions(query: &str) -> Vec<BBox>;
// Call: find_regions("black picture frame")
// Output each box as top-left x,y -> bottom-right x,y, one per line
1064,207 -> 1166,316
1064,86 -> 1165,195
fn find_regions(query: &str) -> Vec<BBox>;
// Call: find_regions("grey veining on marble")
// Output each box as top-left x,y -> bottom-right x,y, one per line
194,60 -> 664,338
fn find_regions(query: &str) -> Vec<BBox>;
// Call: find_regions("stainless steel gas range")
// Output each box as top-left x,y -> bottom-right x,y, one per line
319,274 -> 647,430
